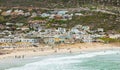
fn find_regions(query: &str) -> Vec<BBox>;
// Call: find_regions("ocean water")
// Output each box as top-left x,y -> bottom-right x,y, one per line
1,50 -> 120,70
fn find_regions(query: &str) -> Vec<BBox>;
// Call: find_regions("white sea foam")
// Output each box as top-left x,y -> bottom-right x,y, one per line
5,50 -> 120,70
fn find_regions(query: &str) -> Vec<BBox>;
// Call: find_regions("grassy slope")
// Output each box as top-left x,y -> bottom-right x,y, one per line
0,0 -> 119,33
0,0 -> 119,8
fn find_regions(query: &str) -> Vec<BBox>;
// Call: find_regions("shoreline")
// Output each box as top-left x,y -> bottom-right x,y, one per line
0,43 -> 120,60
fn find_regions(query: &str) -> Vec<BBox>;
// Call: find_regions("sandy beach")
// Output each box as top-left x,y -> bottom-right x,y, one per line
0,43 -> 120,60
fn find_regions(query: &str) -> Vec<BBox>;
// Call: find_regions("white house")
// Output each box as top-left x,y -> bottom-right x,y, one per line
0,38 -> 17,43
41,13 -> 50,17
16,23 -> 24,26
24,12 -> 31,16
71,28 -> 80,34
6,10 -> 12,14
21,27 -> 29,31
0,38 -> 38,43
109,34 -> 120,39
82,26 -> 90,31
82,34 -> 93,42
75,13 -> 83,16
6,22 -> 14,25
97,28 -> 104,32
31,12 -> 37,17
58,27 -> 66,34
14,9 -> 24,15
57,11 -> 68,16
0,9 -> 2,12
20,38 -> 38,43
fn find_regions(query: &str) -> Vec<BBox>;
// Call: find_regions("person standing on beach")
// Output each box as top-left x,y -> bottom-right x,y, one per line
22,55 -> 24,58
69,50 -> 72,53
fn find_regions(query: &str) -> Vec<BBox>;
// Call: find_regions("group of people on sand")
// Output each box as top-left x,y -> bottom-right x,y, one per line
32,47 -> 73,53
54,48 -> 72,53
15,55 -> 24,59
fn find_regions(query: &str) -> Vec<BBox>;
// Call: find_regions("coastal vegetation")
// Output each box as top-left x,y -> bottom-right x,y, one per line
0,10 -> 119,33
99,37 -> 120,43
0,0 -> 119,33
33,17 -> 48,20
64,12 -> 119,33
0,0 -> 119,7
0,16 -> 5,23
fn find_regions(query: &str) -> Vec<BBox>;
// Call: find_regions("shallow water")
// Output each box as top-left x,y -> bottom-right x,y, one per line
1,50 -> 120,70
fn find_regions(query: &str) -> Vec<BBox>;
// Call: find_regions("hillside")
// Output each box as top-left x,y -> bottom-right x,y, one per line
0,0 -> 120,8
0,0 -> 120,33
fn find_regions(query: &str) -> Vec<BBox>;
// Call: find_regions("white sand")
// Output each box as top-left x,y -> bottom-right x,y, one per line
0,43 -> 120,60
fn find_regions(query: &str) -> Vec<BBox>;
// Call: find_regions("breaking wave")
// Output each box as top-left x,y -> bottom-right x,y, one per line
6,50 -> 120,70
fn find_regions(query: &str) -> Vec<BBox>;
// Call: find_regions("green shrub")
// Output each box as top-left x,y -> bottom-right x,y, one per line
99,37 -> 120,43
